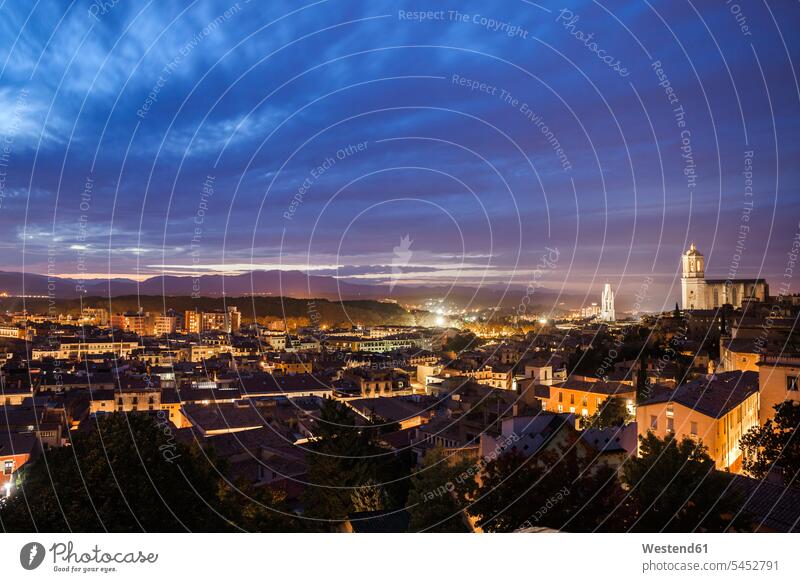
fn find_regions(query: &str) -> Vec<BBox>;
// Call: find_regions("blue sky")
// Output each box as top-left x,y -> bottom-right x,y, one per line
0,0 -> 798,309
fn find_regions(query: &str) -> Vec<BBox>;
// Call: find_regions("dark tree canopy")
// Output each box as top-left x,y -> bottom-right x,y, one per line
741,401 -> 800,484
301,399 -> 410,530
622,433 -> 747,532
0,413 -> 296,532
406,447 -> 473,533
579,396 -> 632,429
469,447 -> 631,533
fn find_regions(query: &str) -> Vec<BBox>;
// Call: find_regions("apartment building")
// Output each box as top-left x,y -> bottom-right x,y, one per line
636,371 -> 759,471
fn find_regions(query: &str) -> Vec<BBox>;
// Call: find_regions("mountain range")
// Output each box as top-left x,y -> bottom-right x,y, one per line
0,270 -> 576,309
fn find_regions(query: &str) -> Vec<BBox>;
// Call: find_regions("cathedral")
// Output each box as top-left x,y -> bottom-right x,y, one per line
680,243 -> 769,309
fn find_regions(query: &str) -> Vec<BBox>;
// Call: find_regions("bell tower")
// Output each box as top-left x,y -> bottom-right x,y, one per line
681,243 -> 706,309
682,242 -> 704,278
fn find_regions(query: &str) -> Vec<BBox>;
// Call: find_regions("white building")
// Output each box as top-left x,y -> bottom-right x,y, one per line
600,283 -> 615,322
680,243 -> 769,309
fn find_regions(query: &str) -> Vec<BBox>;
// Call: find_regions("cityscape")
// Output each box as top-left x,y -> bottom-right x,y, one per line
0,0 -> 799,566
1,241 -> 798,534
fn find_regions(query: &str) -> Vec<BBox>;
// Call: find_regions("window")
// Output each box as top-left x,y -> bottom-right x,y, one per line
558,392 -> 563,403
569,406 -> 576,413
582,396 -> 588,407
690,421 -> 698,436
650,415 -> 658,430
557,404 -> 563,413
667,417 -> 674,434
788,376 -> 800,392
570,394 -> 575,405
4,460 -> 13,474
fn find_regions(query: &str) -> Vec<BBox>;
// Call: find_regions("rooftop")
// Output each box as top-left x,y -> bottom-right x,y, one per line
639,371 -> 758,418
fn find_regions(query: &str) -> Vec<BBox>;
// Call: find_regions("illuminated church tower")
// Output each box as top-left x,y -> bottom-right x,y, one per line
680,242 -> 768,310
600,283 -> 615,322
681,242 -> 707,309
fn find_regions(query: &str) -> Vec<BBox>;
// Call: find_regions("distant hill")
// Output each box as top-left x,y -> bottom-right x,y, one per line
0,295 -> 415,327
0,269 -> 578,309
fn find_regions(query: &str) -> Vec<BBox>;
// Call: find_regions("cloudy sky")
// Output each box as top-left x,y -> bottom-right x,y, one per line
0,0 -> 797,310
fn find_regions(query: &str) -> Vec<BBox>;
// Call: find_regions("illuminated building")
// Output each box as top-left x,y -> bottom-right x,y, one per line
681,243 -> 769,309
636,371 -> 759,471
184,306 -> 241,333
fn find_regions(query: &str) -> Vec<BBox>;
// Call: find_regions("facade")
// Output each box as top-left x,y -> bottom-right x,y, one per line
538,378 -> 636,419
636,371 -> 760,471
184,307 -> 241,334
0,325 -> 33,340
0,433 -> 36,490
32,339 -> 140,360
681,243 -> 769,309
757,355 -> 800,424
719,338 -> 762,372
580,303 -> 601,318
600,283 -> 615,322
111,311 -> 178,336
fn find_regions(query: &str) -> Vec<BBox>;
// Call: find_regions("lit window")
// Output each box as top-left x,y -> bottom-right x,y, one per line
788,376 -> 799,392
667,417 -> 674,434
3,460 -> 13,474
690,421 -> 698,436
650,415 -> 658,430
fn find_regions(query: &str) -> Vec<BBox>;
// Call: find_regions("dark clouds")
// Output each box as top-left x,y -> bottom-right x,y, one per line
0,0 -> 797,310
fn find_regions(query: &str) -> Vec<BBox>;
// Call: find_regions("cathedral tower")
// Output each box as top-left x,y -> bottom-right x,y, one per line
681,243 -> 707,309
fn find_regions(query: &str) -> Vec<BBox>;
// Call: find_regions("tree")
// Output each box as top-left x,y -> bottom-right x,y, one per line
567,346 -> 584,374
636,354 -> 650,403
406,447 -> 473,532
0,413 -> 295,532
622,433 -> 747,532
469,447 -> 631,532
741,401 -> 800,483
350,480 -> 387,513
443,332 -> 483,354
301,399 -> 409,530
580,396 -> 631,429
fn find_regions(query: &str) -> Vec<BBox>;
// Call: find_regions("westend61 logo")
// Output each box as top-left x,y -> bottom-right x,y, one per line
19,541 -> 158,573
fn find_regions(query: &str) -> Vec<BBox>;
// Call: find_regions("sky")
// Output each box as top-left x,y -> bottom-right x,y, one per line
0,0 -> 798,311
